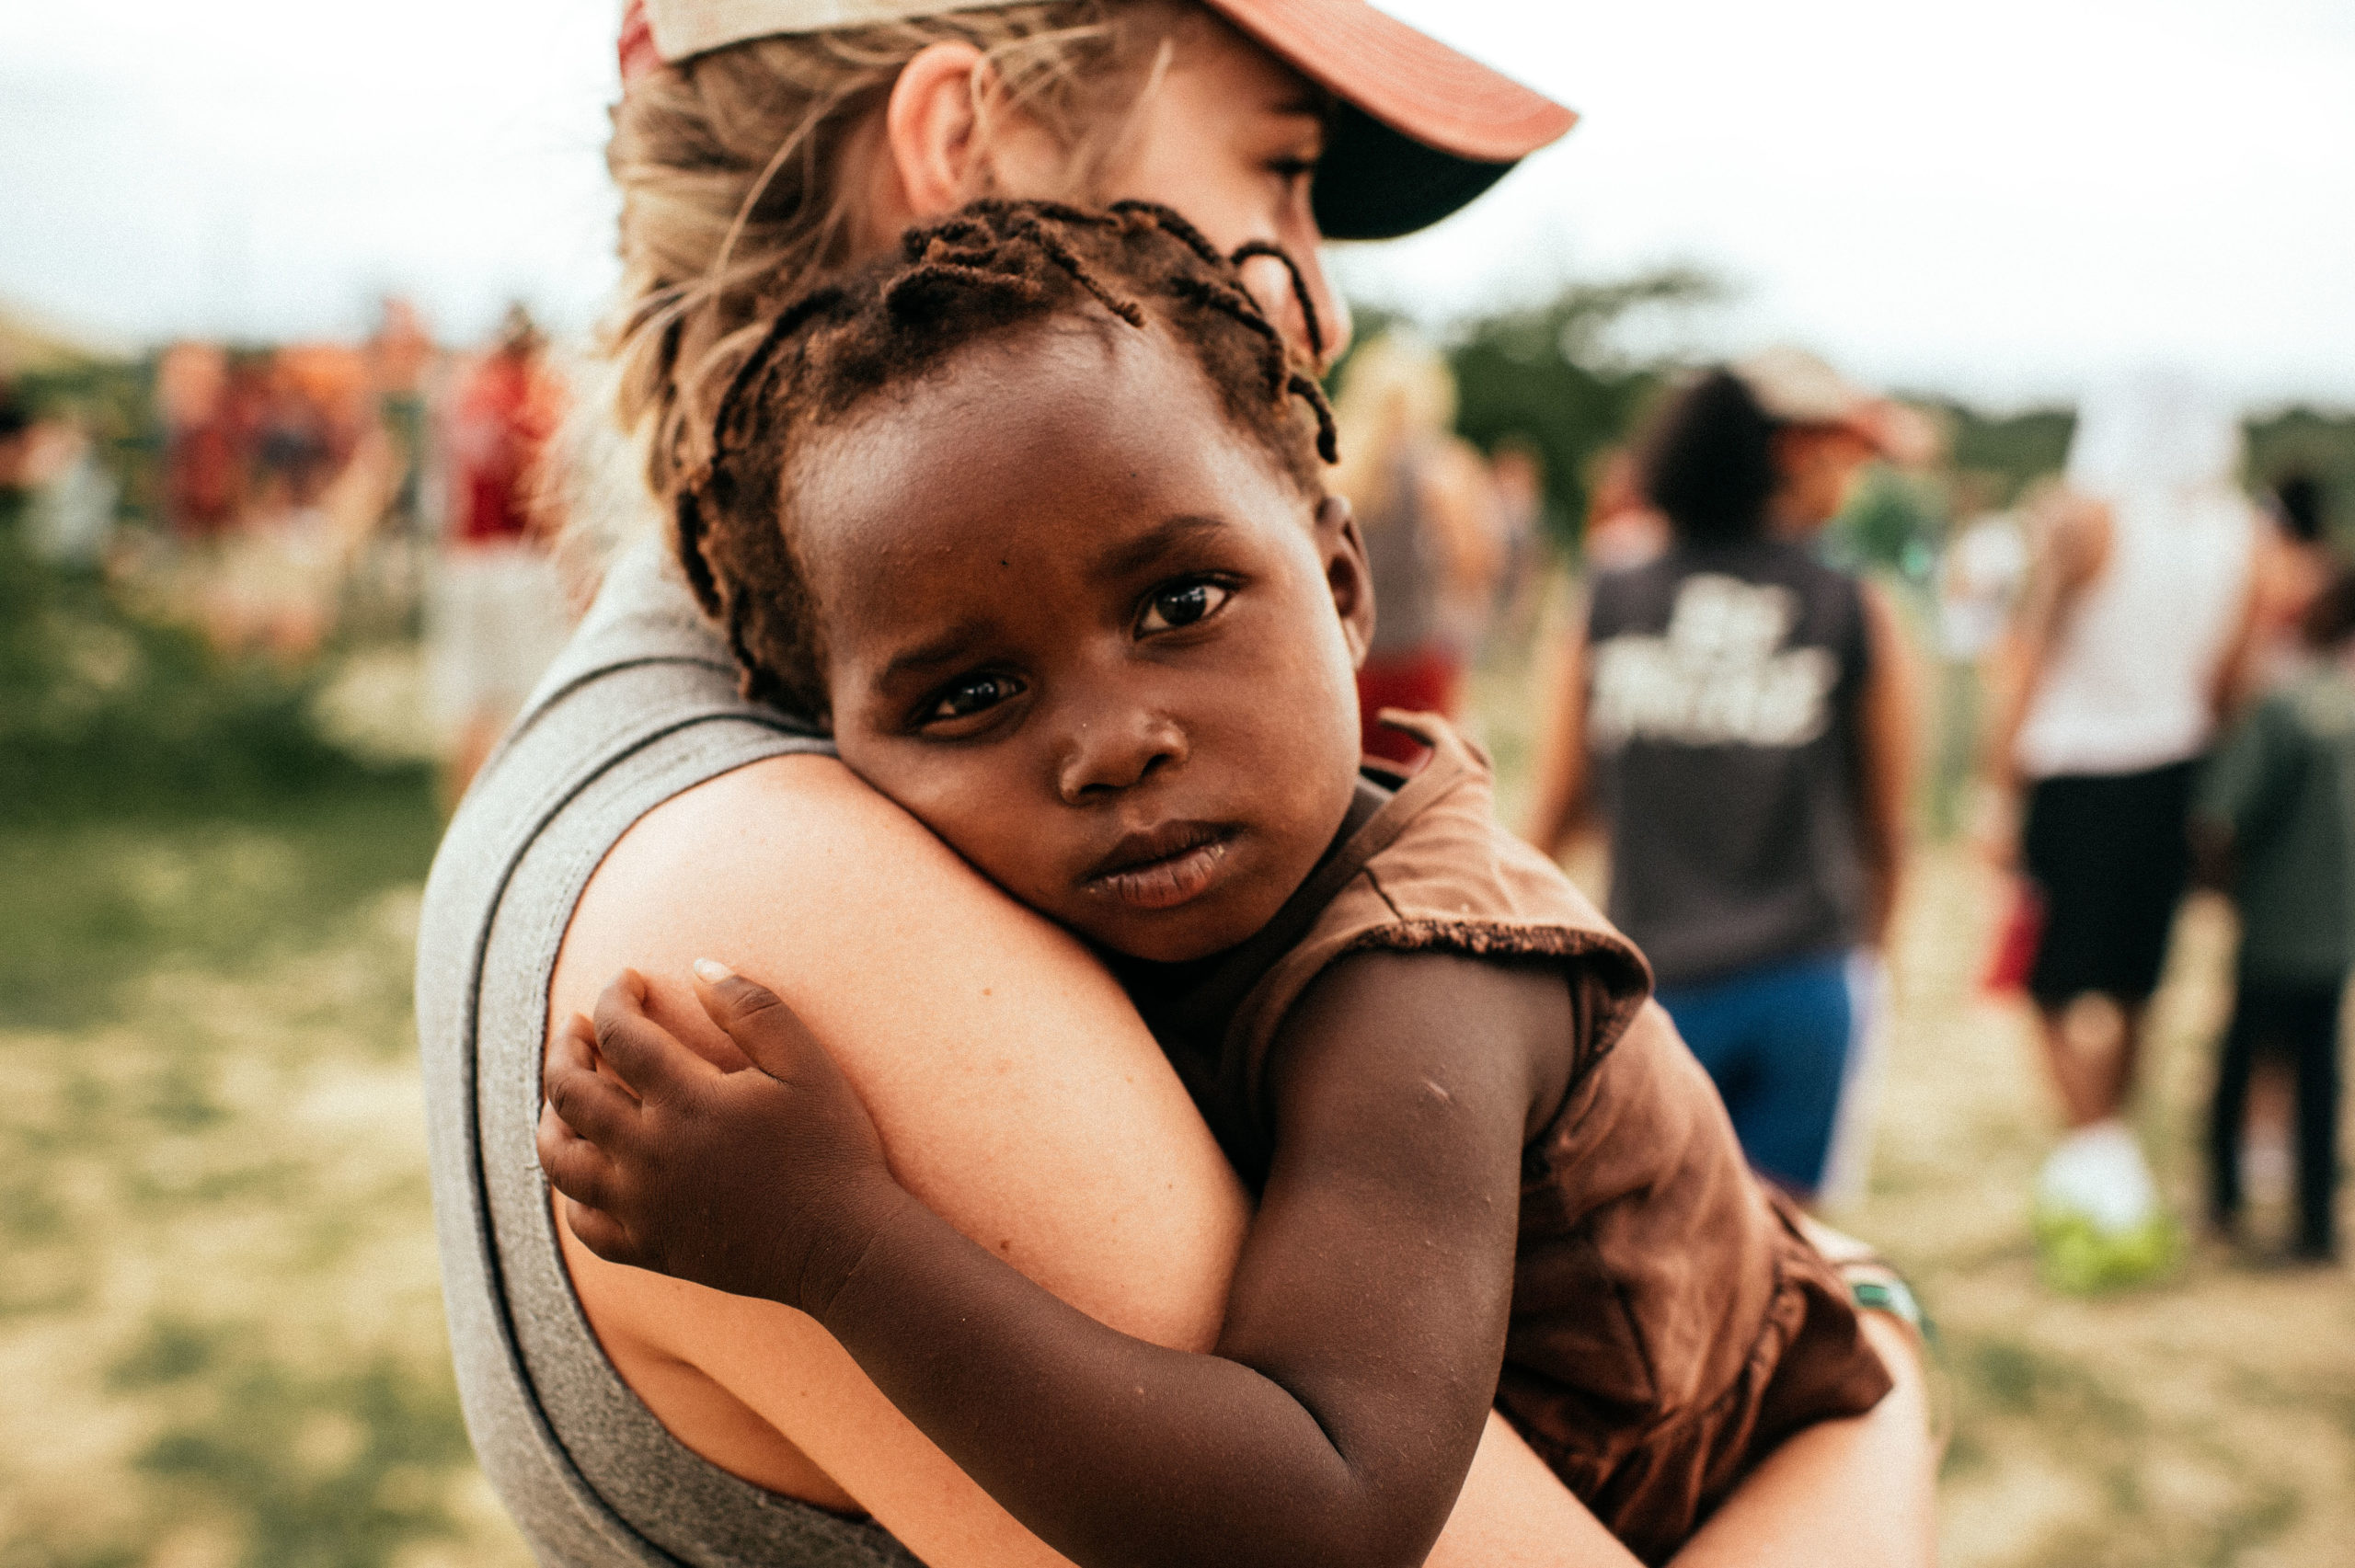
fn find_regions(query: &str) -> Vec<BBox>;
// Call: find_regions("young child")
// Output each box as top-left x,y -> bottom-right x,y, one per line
538,201 -> 1898,1567
2194,567 -> 2355,1264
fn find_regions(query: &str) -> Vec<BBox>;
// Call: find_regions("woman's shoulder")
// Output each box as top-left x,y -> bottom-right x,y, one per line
650,748 -> 904,838
580,751 -> 1076,966
557,747 -> 1247,1357
558,749 -> 1163,1104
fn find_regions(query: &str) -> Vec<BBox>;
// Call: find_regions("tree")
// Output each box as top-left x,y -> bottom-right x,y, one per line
1337,269 -> 1717,554
1447,269 -> 1716,553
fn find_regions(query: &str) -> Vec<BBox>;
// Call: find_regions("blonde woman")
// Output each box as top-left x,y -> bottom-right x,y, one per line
1330,330 -> 1502,764
416,4 -> 1936,1563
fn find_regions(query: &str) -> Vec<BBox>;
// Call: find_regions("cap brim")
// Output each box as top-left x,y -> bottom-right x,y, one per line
1200,0 -> 1575,240
1311,103 -> 1512,241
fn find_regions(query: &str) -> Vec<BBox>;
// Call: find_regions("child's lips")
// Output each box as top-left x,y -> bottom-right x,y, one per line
1083,822 -> 1237,911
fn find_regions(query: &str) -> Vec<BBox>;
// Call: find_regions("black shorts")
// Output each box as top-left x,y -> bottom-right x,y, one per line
2020,761 -> 2198,1006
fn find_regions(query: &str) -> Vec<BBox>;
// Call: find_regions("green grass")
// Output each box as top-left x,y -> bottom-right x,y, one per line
0,781 -> 440,1031
0,765 -> 527,1568
1857,854 -> 2355,1568
0,512 -> 520,1568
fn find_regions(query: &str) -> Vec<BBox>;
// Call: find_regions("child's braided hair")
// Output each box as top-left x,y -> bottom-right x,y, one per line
666,199 -> 1338,721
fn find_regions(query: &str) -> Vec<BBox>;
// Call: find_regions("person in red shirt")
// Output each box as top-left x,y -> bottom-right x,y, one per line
429,305 -> 572,802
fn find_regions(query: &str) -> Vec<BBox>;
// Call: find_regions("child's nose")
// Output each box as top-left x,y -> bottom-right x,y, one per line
1055,710 -> 1188,805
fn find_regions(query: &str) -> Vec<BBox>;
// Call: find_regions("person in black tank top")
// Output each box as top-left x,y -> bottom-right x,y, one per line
1526,352 -> 1921,1200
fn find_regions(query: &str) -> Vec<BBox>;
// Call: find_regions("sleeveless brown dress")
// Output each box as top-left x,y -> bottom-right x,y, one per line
1122,715 -> 1893,1563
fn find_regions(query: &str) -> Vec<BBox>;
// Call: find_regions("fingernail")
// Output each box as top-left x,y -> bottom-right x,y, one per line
693,958 -> 734,984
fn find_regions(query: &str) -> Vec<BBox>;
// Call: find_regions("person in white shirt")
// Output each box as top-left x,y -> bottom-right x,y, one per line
1986,367 -> 2262,1290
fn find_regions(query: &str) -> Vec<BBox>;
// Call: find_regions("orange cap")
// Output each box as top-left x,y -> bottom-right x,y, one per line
618,0 -> 1574,239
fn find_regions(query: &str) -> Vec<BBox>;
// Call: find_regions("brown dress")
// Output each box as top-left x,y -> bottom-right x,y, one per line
1117,715 -> 1893,1564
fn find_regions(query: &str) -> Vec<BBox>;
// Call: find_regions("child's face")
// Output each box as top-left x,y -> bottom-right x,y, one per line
793,321 -> 1373,963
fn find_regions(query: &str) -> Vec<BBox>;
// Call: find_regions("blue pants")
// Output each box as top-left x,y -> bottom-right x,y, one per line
1657,953 -> 1855,1196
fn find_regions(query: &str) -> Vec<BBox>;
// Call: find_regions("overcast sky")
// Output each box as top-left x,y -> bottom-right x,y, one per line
6,0 -> 2350,410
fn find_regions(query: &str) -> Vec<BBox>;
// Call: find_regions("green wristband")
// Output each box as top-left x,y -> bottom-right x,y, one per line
1850,1276 -> 1935,1345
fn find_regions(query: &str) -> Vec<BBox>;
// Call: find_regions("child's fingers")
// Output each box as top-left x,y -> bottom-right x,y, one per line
556,1193 -> 643,1268
536,1101 -> 621,1212
690,959 -> 828,1081
592,970 -> 718,1102
545,1036 -> 643,1147
546,1013 -> 638,1108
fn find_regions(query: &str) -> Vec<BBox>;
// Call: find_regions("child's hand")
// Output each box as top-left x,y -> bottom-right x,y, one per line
537,962 -> 900,1315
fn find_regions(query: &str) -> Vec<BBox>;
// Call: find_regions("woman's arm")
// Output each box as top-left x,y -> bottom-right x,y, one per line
550,754 -> 1242,1561
1853,580 -> 1918,950
1667,1312 -> 1936,1567
546,753 -> 1631,1567
1453,1412 -> 1641,1568
551,947 -> 1568,1568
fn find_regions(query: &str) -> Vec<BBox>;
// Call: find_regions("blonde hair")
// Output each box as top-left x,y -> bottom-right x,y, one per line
557,1 -> 1192,559
1329,329 -> 1459,518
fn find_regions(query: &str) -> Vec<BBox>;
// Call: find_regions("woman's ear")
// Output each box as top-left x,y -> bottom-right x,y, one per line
882,43 -> 1068,225
1315,495 -> 1376,668
884,42 -> 990,221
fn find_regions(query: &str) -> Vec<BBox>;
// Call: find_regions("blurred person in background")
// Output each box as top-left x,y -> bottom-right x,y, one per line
212,343 -> 377,659
0,382 -> 32,501
1985,367 -> 2261,1291
14,414 -> 120,570
253,350 -> 339,505
0,378 -> 118,570
371,296 -> 438,542
1330,330 -> 1503,766
348,296 -> 442,628
1933,480 -> 2028,833
156,341 -> 246,544
428,303 -> 568,803
156,344 -> 284,648
1581,446 -> 1668,572
2224,470 -> 2339,1214
1481,434 -> 1555,653
2191,567 -> 2355,1266
2246,471 -> 2337,687
1524,349 -> 1918,1206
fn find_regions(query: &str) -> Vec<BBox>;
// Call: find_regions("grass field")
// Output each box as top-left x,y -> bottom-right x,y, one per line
1858,855 -> 2355,1568
2,663 -> 2349,1566
0,784 -> 533,1568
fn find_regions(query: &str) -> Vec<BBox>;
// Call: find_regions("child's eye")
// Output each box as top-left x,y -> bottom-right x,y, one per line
922,673 -> 1024,725
1138,580 -> 1233,635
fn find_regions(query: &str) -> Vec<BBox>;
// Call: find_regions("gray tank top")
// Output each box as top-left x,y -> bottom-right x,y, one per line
1581,539 -> 1872,988
414,537 -> 925,1567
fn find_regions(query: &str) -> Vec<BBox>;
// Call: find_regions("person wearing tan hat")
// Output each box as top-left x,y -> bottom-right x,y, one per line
415,7 -> 1935,1565
1525,350 -> 1922,1208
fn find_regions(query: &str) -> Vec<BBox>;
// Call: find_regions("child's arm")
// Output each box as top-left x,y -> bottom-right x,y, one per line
542,954 -> 1568,1568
